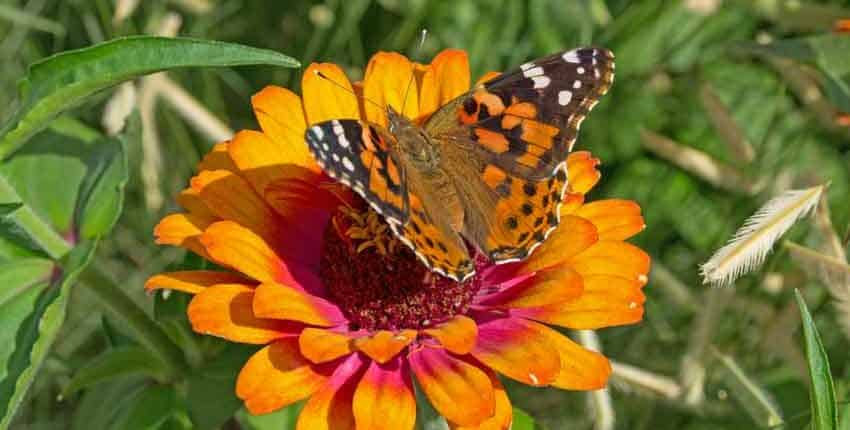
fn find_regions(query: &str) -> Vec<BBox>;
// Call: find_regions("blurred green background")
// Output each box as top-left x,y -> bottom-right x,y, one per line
1,0 -> 849,429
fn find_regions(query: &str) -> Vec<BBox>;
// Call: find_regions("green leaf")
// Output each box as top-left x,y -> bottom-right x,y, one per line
108,384 -> 182,430
236,404 -> 302,430
0,36 -> 299,158
512,407 -> 537,430
0,203 -> 22,216
75,136 -> 128,239
795,289 -> 839,430
0,258 -> 54,307
748,34 -> 850,76
186,344 -> 256,430
0,240 -> 97,427
71,378 -> 147,430
63,346 -> 169,396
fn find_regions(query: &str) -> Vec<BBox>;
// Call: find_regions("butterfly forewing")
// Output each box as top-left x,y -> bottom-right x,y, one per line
427,47 -> 614,181
305,119 -> 408,223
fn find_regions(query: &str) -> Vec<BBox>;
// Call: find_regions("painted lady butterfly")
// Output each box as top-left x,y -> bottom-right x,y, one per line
306,48 -> 614,281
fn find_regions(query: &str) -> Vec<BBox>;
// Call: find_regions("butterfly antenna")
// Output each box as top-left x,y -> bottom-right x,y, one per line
313,69 -> 385,112
400,29 -> 428,116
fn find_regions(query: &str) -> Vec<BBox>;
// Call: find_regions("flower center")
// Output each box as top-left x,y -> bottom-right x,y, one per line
319,205 -> 482,332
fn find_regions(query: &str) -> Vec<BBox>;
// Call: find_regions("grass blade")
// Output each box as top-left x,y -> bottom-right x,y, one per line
795,289 -> 838,430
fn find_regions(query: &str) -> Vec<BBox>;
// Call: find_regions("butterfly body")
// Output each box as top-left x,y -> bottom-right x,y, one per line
306,48 -> 615,281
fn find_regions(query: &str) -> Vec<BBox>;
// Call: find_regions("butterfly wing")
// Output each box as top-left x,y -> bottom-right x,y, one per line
427,47 -> 614,181
388,183 -> 475,282
305,119 -> 408,223
305,119 -> 474,281
426,47 -> 613,262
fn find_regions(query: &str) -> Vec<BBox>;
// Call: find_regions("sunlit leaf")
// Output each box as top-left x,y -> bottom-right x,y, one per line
0,36 -> 299,158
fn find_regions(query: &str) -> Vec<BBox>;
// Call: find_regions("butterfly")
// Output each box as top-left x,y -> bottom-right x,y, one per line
305,48 -> 614,282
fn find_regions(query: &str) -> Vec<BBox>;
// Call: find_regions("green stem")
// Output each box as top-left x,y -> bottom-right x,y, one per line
80,263 -> 188,380
0,174 -> 72,259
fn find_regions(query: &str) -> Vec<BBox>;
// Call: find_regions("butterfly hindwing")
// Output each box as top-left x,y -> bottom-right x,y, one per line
387,187 -> 474,282
441,138 -> 569,263
306,119 -> 408,223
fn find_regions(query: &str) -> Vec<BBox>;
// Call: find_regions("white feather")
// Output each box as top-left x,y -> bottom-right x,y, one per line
701,185 -> 825,286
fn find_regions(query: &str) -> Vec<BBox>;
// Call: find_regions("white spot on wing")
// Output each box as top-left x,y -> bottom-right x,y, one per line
558,90 -> 572,106
577,66 -> 585,74
523,66 -> 544,78
342,157 -> 355,172
532,76 -> 550,89
562,51 -> 580,63
311,126 -> 324,140
573,80 -> 582,89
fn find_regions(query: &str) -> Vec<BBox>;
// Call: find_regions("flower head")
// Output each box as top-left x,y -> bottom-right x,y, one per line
147,49 -> 650,430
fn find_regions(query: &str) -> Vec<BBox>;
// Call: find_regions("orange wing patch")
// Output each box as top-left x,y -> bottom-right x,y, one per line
388,192 -> 474,282
475,163 -> 569,263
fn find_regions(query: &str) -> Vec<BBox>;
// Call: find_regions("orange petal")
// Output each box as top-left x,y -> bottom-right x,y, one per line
449,369 -> 511,430
423,316 -> 478,355
197,141 -> 238,173
191,169 -> 279,240
253,283 -> 345,327
559,192 -> 585,217
237,338 -> 331,414
251,85 -> 318,171
520,215 -> 598,274
176,188 -> 217,221
299,328 -> 355,363
408,347 -> 495,427
569,240 -> 651,284
482,265 -> 583,309
296,354 -> 363,430
474,71 -> 502,87
263,168 -> 342,219
144,270 -> 250,294
566,151 -> 600,195
353,330 -> 417,364
187,284 -> 292,344
353,358 -> 416,430
227,129 -> 294,199
419,49 -> 470,119
519,275 -> 645,329
199,221 -> 291,284
153,213 -> 213,258
363,51 -> 419,126
536,324 -> 611,390
576,199 -> 646,241
302,63 -> 360,125
471,317 -> 560,387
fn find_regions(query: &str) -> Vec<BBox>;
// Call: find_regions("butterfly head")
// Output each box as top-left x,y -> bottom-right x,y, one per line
386,105 -> 440,169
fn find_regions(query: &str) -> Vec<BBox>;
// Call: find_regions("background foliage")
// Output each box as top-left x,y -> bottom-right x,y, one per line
1,0 -> 849,429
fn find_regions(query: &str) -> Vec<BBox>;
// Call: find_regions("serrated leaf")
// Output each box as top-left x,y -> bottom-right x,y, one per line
63,346 -> 169,396
0,240 -> 97,427
795,289 -> 839,430
0,36 -> 299,158
75,136 -> 128,239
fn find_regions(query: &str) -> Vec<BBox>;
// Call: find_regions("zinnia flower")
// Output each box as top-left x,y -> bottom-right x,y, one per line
146,49 -> 650,429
